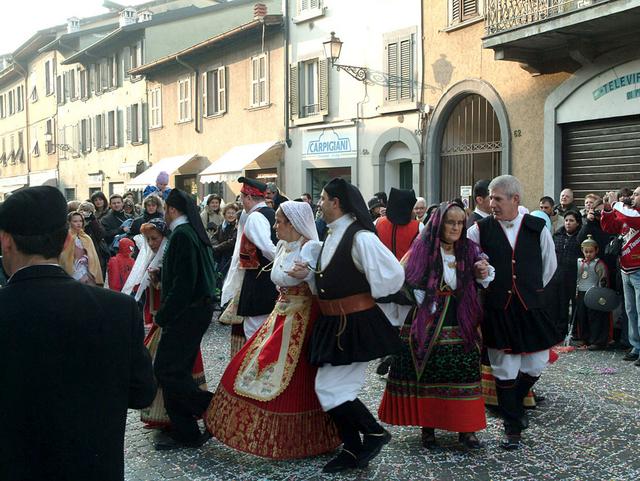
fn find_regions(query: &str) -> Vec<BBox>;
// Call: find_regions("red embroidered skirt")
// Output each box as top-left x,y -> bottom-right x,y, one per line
205,286 -> 340,459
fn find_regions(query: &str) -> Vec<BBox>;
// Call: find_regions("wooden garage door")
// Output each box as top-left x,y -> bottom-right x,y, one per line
562,115 -> 640,206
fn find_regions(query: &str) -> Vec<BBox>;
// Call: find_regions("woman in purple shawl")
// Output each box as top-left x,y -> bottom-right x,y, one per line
378,201 -> 493,450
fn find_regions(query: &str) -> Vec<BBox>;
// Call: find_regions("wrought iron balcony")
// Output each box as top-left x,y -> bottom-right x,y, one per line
485,0 -> 607,35
483,0 -> 640,74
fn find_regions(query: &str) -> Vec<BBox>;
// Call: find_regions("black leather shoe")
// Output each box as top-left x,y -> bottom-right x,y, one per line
623,352 -> 639,361
421,427 -> 438,450
500,434 -> 521,451
358,429 -> 392,466
458,432 -> 481,449
322,449 -> 359,473
634,358 -> 640,367
154,430 -> 211,451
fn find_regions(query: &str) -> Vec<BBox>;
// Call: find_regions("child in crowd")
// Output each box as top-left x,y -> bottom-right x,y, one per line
106,237 -> 135,292
574,235 -> 610,350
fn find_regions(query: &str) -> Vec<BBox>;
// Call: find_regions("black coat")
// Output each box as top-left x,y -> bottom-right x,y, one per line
101,209 -> 129,245
129,210 -> 163,237
0,265 -> 156,481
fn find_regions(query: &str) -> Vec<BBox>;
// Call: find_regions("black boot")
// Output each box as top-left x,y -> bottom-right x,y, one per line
515,372 -> 539,429
349,398 -> 392,467
495,379 -> 523,450
323,403 -> 362,473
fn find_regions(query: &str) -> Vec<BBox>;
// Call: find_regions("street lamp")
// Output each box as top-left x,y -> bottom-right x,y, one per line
322,31 -> 368,83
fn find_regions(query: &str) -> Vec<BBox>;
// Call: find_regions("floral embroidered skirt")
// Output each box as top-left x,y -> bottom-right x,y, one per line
205,285 -> 340,459
140,323 -> 207,427
379,302 -> 486,433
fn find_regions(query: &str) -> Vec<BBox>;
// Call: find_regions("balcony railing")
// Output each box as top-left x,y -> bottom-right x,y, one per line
485,0 -> 606,35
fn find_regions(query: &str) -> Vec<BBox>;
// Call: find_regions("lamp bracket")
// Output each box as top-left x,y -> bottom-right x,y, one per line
334,63 -> 369,83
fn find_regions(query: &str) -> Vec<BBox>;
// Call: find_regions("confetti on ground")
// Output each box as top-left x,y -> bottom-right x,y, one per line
124,317 -> 640,481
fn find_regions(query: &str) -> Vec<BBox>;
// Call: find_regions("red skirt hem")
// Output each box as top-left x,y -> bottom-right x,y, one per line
378,393 -> 486,432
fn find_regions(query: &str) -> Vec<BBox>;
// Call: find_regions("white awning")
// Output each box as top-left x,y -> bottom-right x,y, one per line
128,153 -> 198,189
0,174 -> 28,194
200,141 -> 281,184
29,169 -> 58,187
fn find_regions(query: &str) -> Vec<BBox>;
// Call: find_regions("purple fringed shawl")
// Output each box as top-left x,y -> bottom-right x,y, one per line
404,202 -> 484,376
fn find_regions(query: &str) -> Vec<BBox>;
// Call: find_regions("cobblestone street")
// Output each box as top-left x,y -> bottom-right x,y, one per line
124,318 -> 640,481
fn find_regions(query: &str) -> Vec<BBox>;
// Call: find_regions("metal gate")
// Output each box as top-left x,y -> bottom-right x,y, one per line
440,94 -> 502,203
562,115 -> 640,206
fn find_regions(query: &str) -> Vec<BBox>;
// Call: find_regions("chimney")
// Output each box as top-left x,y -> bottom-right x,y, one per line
137,9 -> 153,23
67,17 -> 80,34
119,7 -> 137,27
253,3 -> 267,20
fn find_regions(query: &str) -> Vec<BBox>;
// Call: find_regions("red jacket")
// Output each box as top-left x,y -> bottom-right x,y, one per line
376,217 -> 420,261
601,203 -> 640,273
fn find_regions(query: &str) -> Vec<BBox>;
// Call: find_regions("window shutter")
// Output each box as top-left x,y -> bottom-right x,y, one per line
56,75 -> 63,104
94,115 -> 100,149
451,0 -> 461,23
104,112 -> 109,148
117,109 -> 123,147
218,67 -> 226,114
123,47 -> 131,78
126,105 -> 132,142
101,60 -> 108,91
399,36 -> 413,101
86,117 -> 92,153
318,58 -> 329,116
201,73 -> 207,117
462,0 -> 478,19
141,102 -> 148,143
115,54 -> 121,87
251,57 -> 258,107
386,40 -> 398,102
263,53 -> 269,105
289,63 -> 299,119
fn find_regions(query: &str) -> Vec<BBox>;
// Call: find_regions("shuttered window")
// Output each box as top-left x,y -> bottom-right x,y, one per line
45,118 -> 55,154
126,102 -> 148,144
562,116 -> 640,206
298,0 -> 320,14
81,118 -> 92,153
178,76 -> 192,122
150,88 -> 162,128
450,0 -> 480,25
251,53 -> 269,108
203,67 -> 226,117
384,30 -> 415,104
289,58 -> 328,120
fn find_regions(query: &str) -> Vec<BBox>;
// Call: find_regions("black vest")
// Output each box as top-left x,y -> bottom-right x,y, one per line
477,215 -> 545,310
315,223 -> 370,300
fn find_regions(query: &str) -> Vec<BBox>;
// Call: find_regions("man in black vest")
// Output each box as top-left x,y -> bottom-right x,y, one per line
0,186 -> 156,481
290,178 -> 404,473
468,175 -> 561,450
220,177 -> 277,344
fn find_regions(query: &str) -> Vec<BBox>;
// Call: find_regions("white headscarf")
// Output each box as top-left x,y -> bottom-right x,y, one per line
121,233 -> 168,301
280,201 -> 318,241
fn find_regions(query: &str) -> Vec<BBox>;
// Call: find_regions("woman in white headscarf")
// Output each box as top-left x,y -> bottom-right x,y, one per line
205,201 -> 340,459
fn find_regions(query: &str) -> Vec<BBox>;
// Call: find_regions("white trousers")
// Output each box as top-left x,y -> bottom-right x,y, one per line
315,362 -> 369,412
243,314 -> 268,340
487,348 -> 549,381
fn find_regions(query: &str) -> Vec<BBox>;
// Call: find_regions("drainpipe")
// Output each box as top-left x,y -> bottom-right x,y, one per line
175,55 -> 201,134
283,0 -> 291,149
419,0 -> 427,197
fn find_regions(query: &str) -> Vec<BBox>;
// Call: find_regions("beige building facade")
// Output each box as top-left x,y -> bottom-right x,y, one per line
131,14 -> 285,202
423,0 -> 640,209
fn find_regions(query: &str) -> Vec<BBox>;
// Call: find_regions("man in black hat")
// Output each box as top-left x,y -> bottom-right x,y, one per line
220,177 -> 277,350
0,186 -> 155,481
290,178 -> 404,473
153,188 -> 217,450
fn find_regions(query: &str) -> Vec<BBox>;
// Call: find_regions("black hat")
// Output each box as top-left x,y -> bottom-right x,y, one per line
368,197 -> 383,210
0,186 -> 67,235
386,187 -> 417,225
238,176 -> 267,196
324,178 -> 375,232
166,188 -> 211,246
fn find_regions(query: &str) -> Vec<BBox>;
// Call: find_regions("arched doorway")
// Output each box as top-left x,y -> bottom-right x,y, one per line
440,94 -> 502,203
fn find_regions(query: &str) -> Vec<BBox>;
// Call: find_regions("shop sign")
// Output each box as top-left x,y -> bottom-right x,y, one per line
302,127 -> 357,160
593,71 -> 640,101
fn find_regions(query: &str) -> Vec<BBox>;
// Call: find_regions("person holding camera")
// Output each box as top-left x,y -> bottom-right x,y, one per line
201,194 -> 224,240
601,186 -> 640,365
